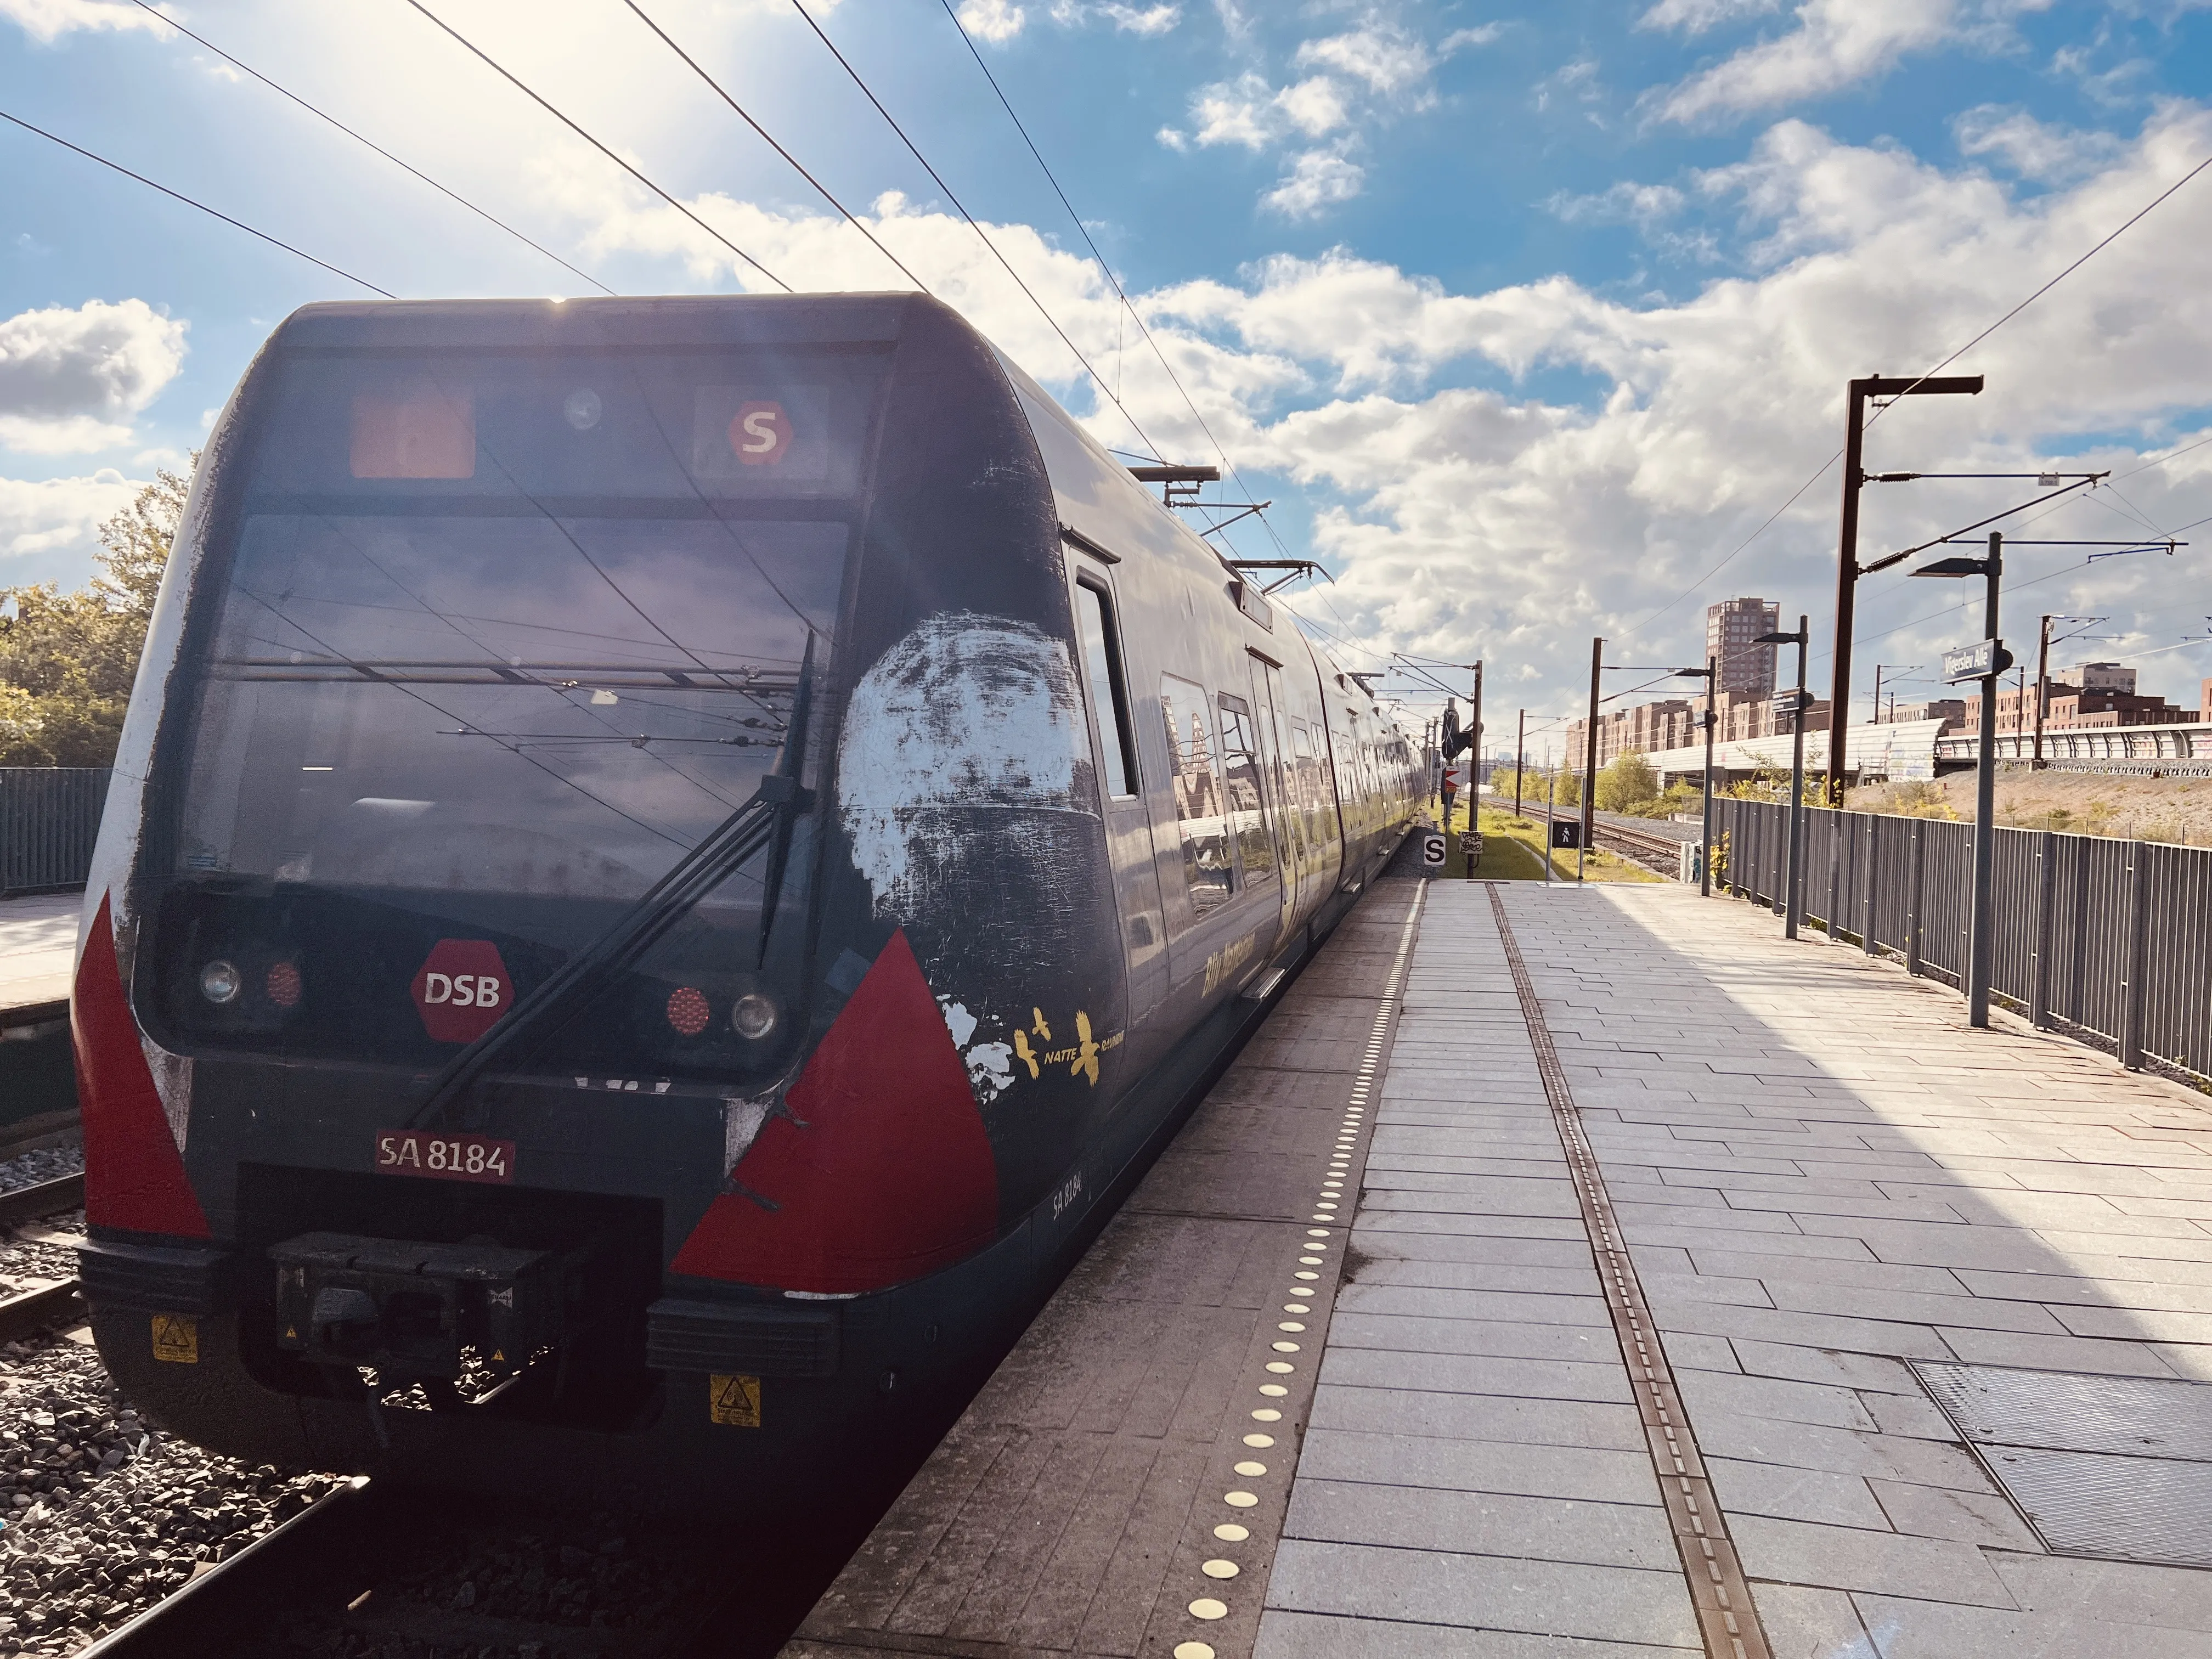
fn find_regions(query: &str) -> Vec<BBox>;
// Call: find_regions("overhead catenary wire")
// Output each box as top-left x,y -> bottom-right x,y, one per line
131,0 -> 613,295
785,0 -> 1167,461
622,1 -> 926,292
1612,142 -> 2212,651
934,0 -> 1286,559
0,108 -> 394,296
401,0 -> 789,291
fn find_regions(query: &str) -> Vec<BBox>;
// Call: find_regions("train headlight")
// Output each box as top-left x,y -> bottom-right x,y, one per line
199,960 -> 242,1005
731,992 -> 778,1041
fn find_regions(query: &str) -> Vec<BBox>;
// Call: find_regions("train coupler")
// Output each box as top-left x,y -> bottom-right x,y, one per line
269,1232 -> 578,1381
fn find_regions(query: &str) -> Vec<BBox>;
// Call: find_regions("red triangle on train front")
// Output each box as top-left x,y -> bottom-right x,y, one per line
669,930 -> 1000,1294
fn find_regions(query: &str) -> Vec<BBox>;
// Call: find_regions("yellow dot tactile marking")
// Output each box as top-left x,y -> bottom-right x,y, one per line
1299,1255 -> 1323,1264
1266,1361 -> 1294,1374
1175,1645 -> 1216,1659
1189,1599 -> 1228,1621
1234,1460 -> 1268,1476
1213,1522 -> 1249,1542
1279,1322 -> 1305,1332
1294,1270 -> 1319,1279
1244,1432 -> 1274,1447
1284,1303 -> 1309,1313
1251,1408 -> 1281,1421
1306,1228 -> 1329,1237
1201,1559 -> 1240,1579
1272,1341 -> 1300,1353
1259,1383 -> 1288,1396
1223,1491 -> 1259,1508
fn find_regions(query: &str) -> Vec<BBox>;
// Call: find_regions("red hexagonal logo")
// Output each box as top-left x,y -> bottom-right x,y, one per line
410,939 -> 513,1044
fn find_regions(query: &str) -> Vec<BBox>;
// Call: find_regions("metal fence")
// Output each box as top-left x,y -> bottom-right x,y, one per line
1713,797 -> 2212,1090
0,768 -> 110,896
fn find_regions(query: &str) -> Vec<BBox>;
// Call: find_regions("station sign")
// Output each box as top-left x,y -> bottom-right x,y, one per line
1942,640 -> 2015,683
1420,830 -> 1446,868
1770,690 -> 1813,717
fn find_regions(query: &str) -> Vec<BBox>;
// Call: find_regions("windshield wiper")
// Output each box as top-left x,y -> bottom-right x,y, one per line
407,635 -> 818,1130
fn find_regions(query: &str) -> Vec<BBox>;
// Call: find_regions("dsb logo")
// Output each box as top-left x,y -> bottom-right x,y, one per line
410,939 -> 512,1043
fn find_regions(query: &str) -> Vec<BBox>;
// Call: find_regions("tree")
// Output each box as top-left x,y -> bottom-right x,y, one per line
1595,752 -> 1659,813
0,460 -> 192,767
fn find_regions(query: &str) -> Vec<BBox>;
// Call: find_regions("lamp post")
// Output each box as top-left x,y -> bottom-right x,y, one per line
1671,657 -> 1718,896
1912,532 -> 2006,1027
1515,709 -> 1526,816
1756,618 -> 1811,939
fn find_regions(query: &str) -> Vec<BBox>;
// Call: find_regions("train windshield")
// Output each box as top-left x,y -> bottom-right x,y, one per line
150,346 -> 883,1085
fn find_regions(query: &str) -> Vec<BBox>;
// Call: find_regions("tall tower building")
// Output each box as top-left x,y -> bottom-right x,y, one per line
1706,597 -> 1780,699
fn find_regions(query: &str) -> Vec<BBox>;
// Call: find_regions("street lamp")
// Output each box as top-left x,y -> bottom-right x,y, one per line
1911,532 -> 2007,1027
1754,618 -> 1811,940
1671,657 -> 1719,896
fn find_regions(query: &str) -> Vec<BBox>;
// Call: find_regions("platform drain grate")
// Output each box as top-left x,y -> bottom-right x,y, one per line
1913,1361 -> 2212,1568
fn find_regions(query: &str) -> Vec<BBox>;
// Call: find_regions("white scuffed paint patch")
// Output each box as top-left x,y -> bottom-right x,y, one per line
139,1035 -> 191,1154
838,613 -> 1085,921
722,1093 -> 774,1173
966,1041 -> 1015,1104
939,998 -> 979,1048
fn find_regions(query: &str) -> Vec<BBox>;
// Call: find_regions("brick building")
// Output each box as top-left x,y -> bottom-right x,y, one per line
1706,597 -> 1779,699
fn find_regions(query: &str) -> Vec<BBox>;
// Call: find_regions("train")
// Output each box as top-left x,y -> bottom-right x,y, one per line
71,292 -> 1420,1506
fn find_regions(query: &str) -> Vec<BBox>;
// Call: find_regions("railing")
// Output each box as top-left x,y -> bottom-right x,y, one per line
1713,797 -> 2212,1090
0,768 -> 110,896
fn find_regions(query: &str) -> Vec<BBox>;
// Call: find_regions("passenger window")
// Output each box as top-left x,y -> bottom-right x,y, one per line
1217,695 -> 1276,885
1159,674 -> 1233,918
1073,580 -> 1137,799
1290,723 -> 1336,845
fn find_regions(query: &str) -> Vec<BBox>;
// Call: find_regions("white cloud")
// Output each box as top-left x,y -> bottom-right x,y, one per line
1264,149 -> 1367,219
1440,24 -> 1504,53
0,470 -> 140,571
1651,1 -> 2055,126
1547,181 -> 1689,227
527,100 -> 2212,712
0,0 -> 170,42
1189,71 -> 1350,149
955,0 -> 1025,44
0,300 -> 188,455
1639,0 -> 1782,32
1295,24 -> 1432,97
1956,105 -> 2126,183
1098,2 -> 1178,33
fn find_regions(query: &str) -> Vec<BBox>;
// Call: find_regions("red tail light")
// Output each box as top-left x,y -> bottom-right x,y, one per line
670,930 -> 998,1293
72,894 -> 211,1238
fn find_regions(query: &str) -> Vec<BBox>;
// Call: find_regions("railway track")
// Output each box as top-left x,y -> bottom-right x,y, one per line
0,1167 -> 87,1342
74,1476 -> 796,1658
1589,817 -> 1692,874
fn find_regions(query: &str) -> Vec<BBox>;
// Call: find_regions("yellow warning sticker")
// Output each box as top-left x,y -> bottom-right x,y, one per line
151,1314 -> 199,1364
709,1373 -> 761,1427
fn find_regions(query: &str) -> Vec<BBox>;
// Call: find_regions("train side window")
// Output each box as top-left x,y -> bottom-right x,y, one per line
1159,673 -> 1234,918
1072,579 -> 1138,799
1216,695 -> 1276,886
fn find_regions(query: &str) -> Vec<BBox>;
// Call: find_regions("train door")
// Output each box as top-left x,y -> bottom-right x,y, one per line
1068,563 -> 1169,1029
1248,657 -> 1304,938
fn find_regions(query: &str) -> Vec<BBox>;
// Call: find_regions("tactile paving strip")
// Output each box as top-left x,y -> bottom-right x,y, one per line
1487,885 -> 1771,1659
1914,1361 -> 2212,1568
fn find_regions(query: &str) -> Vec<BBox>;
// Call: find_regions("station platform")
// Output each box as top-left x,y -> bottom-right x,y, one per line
787,870 -> 2212,1658
0,891 -> 77,1034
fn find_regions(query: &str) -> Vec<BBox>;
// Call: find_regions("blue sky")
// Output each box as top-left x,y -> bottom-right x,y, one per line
6,0 -> 2212,738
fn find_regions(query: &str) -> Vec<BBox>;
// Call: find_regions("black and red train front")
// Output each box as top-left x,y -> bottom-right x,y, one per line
73,296 -> 1116,1500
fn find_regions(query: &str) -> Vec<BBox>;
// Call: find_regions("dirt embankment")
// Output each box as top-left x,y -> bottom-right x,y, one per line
1845,770 -> 2212,845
